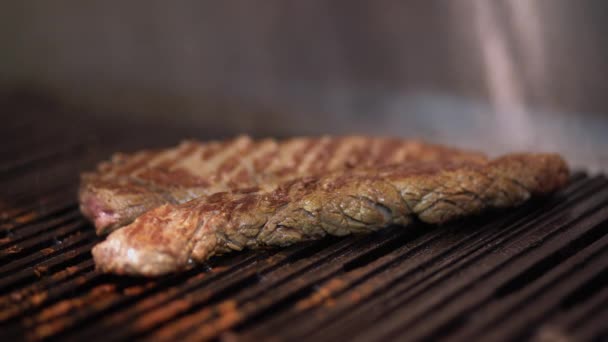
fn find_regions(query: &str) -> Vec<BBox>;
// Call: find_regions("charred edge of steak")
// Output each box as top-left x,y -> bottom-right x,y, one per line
80,136 -> 488,235
92,153 -> 569,276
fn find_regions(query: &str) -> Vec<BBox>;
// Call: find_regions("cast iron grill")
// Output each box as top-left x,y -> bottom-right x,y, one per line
1,118 -> 608,341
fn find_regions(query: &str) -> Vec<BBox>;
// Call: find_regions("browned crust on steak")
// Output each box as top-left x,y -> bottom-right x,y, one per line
80,136 -> 487,235
92,153 -> 569,276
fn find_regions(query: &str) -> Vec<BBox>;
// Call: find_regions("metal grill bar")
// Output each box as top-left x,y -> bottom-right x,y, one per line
0,209 -> 81,249
534,285 -> 608,341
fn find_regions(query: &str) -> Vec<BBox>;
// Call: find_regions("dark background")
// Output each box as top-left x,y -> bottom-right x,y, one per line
2,1 -> 608,170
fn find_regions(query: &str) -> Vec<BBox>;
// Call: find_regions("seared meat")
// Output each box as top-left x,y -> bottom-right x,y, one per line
80,136 -> 487,235
92,153 -> 569,276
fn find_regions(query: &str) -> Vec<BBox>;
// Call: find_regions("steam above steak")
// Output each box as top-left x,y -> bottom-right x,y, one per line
92,153 -> 569,276
80,136 -> 487,235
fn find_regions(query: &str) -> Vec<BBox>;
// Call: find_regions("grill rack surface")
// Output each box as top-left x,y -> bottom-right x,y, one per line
1,119 -> 608,341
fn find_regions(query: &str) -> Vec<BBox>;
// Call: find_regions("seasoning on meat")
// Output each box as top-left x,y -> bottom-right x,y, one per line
92,153 -> 569,276
79,136 -> 487,235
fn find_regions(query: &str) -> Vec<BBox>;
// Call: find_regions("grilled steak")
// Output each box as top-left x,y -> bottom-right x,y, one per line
80,136 -> 487,235
92,153 -> 569,276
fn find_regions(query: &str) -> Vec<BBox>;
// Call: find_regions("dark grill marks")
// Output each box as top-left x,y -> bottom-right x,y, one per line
136,168 -> 211,187
211,136 -> 251,169
2,162 -> 608,342
294,137 -> 330,174
345,142 -> 374,168
309,137 -> 343,174
216,139 -> 257,178
200,141 -> 223,161
252,143 -> 279,174
154,141 -> 199,170
328,138 -> 359,170
293,138 -> 322,169
275,139 -> 318,177
114,151 -> 158,176
373,138 -> 403,165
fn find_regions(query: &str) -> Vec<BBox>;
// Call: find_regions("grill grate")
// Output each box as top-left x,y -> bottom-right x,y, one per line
1,118 -> 608,340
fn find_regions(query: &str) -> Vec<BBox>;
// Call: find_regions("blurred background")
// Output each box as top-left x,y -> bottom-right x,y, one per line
2,1 -> 608,171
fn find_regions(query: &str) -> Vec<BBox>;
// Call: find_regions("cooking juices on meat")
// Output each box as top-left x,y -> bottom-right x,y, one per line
90,152 -> 568,276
